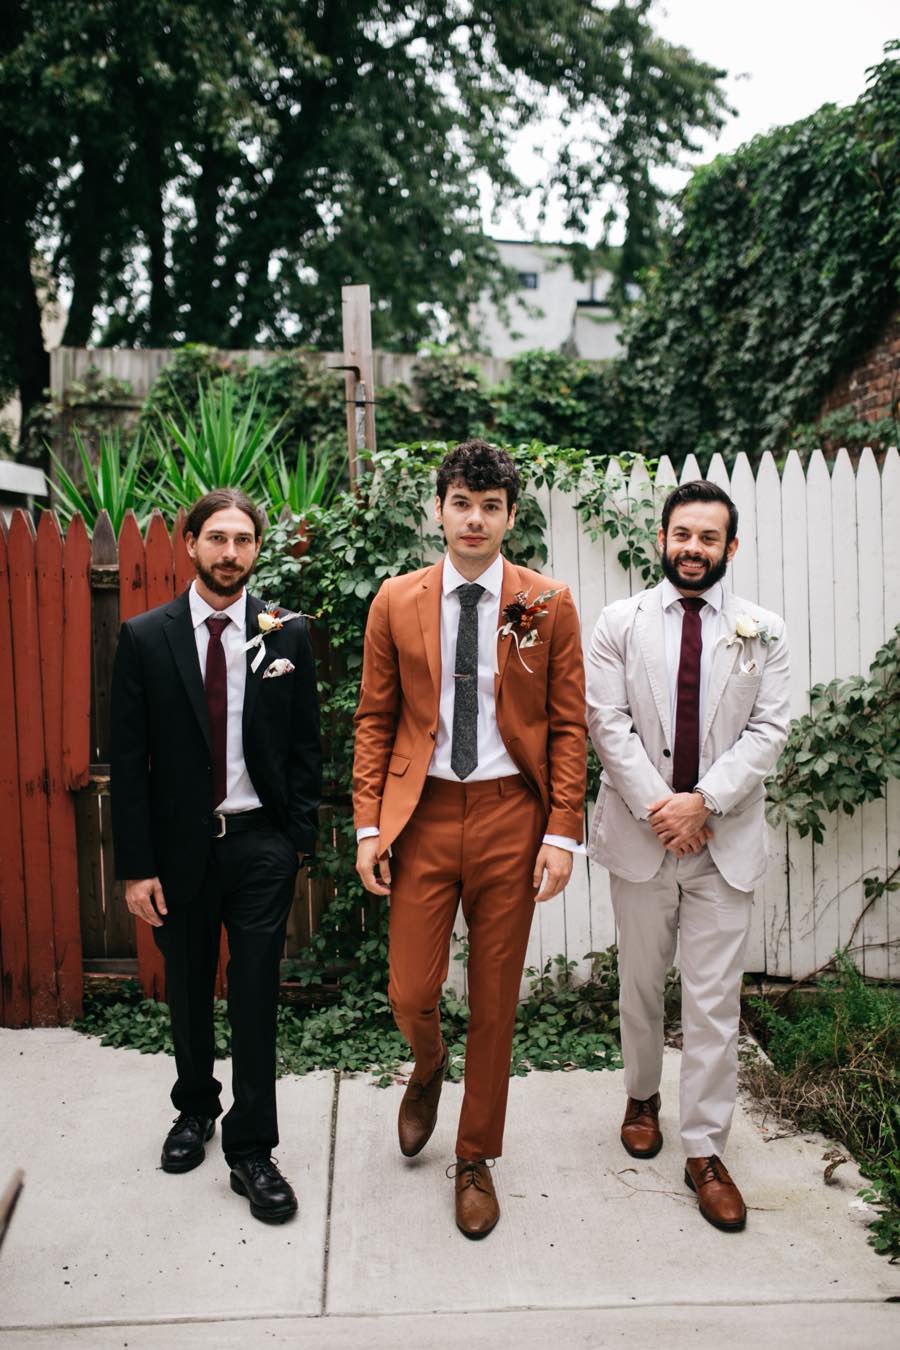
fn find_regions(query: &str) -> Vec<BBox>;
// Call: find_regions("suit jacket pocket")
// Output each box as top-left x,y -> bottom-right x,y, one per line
388,753 -> 411,776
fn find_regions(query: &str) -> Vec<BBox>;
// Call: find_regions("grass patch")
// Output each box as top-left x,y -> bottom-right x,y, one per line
742,953 -> 900,1262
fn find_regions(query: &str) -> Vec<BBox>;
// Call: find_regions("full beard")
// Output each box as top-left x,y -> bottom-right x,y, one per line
661,547 -> 729,593
195,560 -> 255,597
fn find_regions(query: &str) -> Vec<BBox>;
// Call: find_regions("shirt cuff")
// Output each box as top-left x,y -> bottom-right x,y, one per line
696,788 -> 722,817
356,826 -> 380,842
542,834 -> 585,854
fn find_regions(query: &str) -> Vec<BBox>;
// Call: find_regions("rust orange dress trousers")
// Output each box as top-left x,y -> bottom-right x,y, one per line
387,773 -> 546,1162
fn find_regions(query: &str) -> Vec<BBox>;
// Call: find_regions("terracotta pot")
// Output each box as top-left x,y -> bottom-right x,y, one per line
288,518 -> 312,558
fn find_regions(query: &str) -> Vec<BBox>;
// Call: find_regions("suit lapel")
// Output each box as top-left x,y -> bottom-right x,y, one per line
702,596 -> 741,742
494,557 -> 521,687
635,584 -> 672,745
242,593 -> 266,735
163,591 -> 211,751
415,560 -> 443,701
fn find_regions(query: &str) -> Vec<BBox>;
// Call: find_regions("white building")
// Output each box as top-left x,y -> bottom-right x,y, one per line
473,239 -> 622,361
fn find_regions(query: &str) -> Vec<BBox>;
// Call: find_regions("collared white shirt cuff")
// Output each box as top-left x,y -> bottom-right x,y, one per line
543,834 -> 584,854
357,826 -> 380,842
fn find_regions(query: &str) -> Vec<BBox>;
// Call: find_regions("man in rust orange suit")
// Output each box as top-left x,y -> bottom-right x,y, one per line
353,441 -> 586,1240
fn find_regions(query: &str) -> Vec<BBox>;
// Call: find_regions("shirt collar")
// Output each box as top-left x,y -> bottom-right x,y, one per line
442,552 -> 504,600
188,579 -> 247,631
661,576 -> 724,614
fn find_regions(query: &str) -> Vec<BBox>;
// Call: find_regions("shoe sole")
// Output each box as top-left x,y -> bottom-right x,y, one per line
621,1134 -> 663,1159
684,1169 -> 747,1231
230,1172 -> 298,1223
161,1122 -> 216,1173
456,1214 -> 500,1240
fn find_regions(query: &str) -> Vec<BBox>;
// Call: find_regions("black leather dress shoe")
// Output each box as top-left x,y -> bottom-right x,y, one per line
161,1113 -> 215,1173
229,1155 -> 298,1223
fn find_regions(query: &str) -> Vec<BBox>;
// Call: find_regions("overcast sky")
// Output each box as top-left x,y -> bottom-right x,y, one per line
488,0 -> 899,241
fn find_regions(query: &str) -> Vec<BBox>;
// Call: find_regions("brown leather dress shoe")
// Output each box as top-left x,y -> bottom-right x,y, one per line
398,1044 -> 448,1157
620,1092 -> 662,1158
451,1159 -> 500,1239
684,1155 -> 747,1231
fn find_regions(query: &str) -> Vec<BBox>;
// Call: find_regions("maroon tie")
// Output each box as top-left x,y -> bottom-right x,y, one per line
672,598 -> 706,794
204,615 -> 230,808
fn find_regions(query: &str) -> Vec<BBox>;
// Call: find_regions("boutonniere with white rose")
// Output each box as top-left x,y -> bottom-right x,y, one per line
243,601 -> 312,673
717,612 -> 772,675
493,588 -> 560,674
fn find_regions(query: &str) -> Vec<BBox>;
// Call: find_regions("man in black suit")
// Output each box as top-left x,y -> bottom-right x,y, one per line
111,488 -> 321,1223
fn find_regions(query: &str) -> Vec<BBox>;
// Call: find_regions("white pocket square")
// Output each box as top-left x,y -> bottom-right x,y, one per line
740,658 -> 760,675
263,658 -> 295,679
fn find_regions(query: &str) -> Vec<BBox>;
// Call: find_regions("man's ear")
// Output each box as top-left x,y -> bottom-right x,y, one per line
727,535 -> 739,562
185,532 -> 197,559
506,503 -> 517,531
434,494 -> 443,525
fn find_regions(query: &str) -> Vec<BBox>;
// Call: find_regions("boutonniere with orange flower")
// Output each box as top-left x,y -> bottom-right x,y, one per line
493,588 -> 560,673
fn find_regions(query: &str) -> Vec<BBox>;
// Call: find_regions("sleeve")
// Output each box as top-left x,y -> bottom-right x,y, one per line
351,580 -> 401,832
110,622 -> 158,880
545,587 -> 588,840
287,618 -> 323,855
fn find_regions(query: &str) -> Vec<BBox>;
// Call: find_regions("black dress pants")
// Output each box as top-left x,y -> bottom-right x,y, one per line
153,826 -> 299,1160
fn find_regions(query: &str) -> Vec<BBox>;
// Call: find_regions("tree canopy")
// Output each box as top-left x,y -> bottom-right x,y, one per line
1,0 -> 727,425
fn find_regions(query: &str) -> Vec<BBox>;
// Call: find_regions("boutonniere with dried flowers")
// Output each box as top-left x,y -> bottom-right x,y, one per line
493,588 -> 560,673
716,612 -> 773,674
243,601 -> 311,673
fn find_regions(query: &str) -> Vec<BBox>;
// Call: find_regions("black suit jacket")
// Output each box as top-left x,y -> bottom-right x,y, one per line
110,588 -> 322,905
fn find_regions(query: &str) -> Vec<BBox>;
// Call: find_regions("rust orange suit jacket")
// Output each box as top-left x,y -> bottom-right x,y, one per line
352,556 -> 587,854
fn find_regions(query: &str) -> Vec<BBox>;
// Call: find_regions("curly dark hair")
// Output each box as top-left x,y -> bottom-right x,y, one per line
436,439 -> 520,510
661,480 -> 738,544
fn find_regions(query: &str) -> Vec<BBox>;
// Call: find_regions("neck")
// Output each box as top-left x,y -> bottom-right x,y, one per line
447,548 -> 501,583
194,578 -> 244,611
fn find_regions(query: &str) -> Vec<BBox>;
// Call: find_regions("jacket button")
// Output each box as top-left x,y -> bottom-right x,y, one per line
663,749 -> 671,758
429,730 -> 436,739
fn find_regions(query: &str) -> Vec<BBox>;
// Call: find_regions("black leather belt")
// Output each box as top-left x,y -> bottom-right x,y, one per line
211,808 -> 271,839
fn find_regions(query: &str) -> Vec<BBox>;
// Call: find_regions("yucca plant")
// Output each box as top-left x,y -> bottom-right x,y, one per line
145,375 -> 283,510
260,444 -> 342,517
46,428 -> 151,534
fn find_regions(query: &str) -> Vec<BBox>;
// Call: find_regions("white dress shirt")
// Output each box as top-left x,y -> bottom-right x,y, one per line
661,577 -> 726,742
358,554 -> 577,851
189,581 -> 262,813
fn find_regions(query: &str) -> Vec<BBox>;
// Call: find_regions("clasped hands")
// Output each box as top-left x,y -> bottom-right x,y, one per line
646,791 -> 712,858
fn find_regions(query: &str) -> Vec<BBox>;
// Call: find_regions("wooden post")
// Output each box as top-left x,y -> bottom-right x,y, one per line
340,284 -> 376,484
0,522 -> 30,1026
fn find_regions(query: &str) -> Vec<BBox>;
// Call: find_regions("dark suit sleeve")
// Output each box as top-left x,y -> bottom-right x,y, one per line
287,618 -> 323,856
110,621 -> 158,880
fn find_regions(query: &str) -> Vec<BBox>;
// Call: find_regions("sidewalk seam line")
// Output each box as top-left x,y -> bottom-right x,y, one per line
320,1068 -> 340,1315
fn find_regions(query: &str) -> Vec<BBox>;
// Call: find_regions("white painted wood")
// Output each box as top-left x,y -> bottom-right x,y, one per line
882,448 -> 900,980
805,451 -> 840,968
857,448 -> 889,978
601,459 -> 632,606
680,453 -> 702,483
753,451 -> 791,976
729,452 -> 758,604
828,447 -> 866,978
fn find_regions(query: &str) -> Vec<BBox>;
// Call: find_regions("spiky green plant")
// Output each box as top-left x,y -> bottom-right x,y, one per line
146,376 -> 282,510
46,429 -> 150,534
260,444 -> 342,517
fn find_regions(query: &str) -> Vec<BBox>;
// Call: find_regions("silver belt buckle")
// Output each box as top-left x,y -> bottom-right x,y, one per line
213,812 -> 227,839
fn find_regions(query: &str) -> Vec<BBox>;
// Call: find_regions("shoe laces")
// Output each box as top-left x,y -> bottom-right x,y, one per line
243,1154 -> 282,1183
446,1158 -> 495,1191
171,1112 -> 206,1132
693,1155 -> 731,1187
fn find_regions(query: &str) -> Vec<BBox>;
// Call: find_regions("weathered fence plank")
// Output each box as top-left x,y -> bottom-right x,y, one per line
36,513 -> 83,1020
62,515 -> 91,792
8,512 -> 58,1024
0,523 -> 30,1025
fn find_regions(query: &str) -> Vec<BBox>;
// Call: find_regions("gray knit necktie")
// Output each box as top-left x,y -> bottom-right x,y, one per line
451,583 -> 485,780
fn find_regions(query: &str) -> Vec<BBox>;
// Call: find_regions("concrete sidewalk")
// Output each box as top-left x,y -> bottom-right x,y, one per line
1,1029 -> 898,1348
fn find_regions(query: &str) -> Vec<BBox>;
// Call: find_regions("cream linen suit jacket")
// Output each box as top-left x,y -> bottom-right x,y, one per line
586,582 -> 791,893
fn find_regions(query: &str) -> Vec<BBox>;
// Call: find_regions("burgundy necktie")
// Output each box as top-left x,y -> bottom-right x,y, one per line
204,615 -> 231,808
672,598 -> 706,794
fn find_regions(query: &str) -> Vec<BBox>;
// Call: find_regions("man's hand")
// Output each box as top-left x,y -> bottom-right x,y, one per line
125,877 -> 168,928
355,836 -> 391,896
532,844 -> 573,903
647,793 -> 713,856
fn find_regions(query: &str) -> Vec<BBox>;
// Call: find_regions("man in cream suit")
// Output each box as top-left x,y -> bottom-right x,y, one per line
586,480 -> 790,1231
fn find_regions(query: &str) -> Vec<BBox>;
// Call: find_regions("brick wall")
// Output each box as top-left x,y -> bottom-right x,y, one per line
819,308 -> 900,421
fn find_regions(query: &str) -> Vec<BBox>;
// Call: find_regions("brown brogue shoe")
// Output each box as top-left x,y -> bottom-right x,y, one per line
451,1159 -> 500,1240
685,1155 -> 747,1231
398,1044 -> 448,1157
620,1092 -> 662,1158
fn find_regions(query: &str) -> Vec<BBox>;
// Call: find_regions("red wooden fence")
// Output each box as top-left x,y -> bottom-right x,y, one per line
1,506 -> 332,1027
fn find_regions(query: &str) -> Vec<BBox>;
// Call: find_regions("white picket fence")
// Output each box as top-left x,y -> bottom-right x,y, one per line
440,446 -> 900,994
